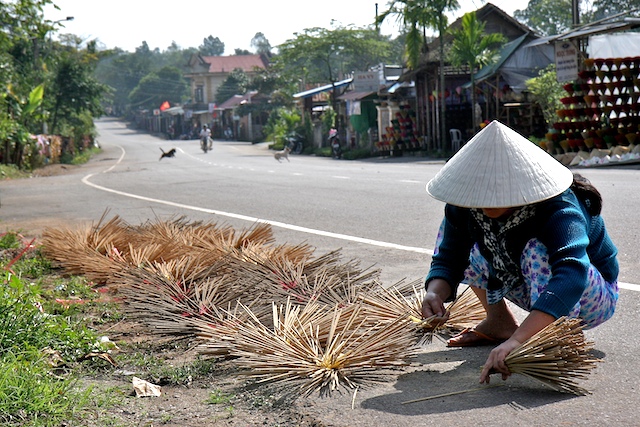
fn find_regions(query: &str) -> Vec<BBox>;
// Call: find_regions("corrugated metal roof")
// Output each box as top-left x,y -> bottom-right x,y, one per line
473,33 -> 529,83
337,90 -> 377,101
293,78 -> 353,98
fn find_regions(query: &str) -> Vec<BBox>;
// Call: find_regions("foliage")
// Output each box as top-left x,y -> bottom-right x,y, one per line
378,0 -> 459,69
263,108 -> 301,148
448,11 -> 506,127
377,0 -> 459,148
0,239 -> 113,426
322,107 -> 337,135
128,66 -> 188,110
0,272 -> 98,360
0,164 -> 30,180
513,0 -> 574,36
276,25 -> 393,87
70,144 -> 101,165
0,0 -> 108,170
526,64 -> 565,128
1,84 -> 44,168
0,350 -> 91,427
591,0 -> 639,20
199,35 -> 225,56
251,32 -> 272,56
48,52 -> 108,136
215,68 -> 250,104
511,0 -> 631,36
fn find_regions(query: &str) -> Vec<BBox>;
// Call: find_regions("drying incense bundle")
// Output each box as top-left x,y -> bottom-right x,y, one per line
223,299 -> 420,397
504,316 -> 599,396
360,282 -> 486,344
422,286 -> 486,342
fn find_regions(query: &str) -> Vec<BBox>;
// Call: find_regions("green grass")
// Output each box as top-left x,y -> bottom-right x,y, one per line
0,164 -> 30,180
0,233 -> 104,426
0,350 -> 91,426
206,389 -> 234,405
69,146 -> 101,165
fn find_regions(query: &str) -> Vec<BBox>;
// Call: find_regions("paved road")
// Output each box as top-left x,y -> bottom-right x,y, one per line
1,118 -> 639,426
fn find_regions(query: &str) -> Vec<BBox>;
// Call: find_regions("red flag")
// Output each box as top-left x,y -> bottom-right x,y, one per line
160,101 -> 170,111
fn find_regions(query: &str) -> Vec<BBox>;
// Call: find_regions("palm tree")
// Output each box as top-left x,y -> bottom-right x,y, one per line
377,0 -> 460,149
448,11 -> 506,131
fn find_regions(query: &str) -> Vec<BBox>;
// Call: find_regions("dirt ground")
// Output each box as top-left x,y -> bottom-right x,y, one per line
81,319 -> 328,427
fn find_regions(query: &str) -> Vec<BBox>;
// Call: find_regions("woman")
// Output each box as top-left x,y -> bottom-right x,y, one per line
421,120 -> 619,384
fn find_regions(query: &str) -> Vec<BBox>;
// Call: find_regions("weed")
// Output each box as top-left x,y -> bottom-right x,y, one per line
0,349 -> 91,426
0,232 -> 21,249
70,146 -> 101,165
0,164 -> 30,180
207,389 -> 235,405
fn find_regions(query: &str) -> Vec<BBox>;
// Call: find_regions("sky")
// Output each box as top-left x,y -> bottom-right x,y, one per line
44,0 -> 532,54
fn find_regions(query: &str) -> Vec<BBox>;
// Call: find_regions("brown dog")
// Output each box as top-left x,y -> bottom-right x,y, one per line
273,146 -> 291,162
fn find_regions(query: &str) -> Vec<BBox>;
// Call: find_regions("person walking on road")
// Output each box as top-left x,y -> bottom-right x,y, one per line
421,120 -> 619,384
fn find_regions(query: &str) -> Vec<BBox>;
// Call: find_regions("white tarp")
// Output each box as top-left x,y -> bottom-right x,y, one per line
589,33 -> 640,58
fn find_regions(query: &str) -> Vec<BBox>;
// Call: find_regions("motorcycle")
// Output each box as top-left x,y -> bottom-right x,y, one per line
285,132 -> 304,155
328,129 -> 341,159
201,136 -> 209,153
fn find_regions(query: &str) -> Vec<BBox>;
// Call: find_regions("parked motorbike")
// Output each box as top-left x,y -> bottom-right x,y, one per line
285,132 -> 304,154
328,129 -> 341,159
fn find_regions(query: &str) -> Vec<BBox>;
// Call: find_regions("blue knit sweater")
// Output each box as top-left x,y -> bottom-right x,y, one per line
426,189 -> 619,319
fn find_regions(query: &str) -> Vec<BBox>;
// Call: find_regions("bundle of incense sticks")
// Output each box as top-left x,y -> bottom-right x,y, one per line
504,316 -> 600,396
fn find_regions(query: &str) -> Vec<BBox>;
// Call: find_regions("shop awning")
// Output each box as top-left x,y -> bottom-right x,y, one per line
387,80 -> 415,94
161,106 -> 184,116
472,34 -> 528,84
462,33 -> 554,91
293,78 -> 352,98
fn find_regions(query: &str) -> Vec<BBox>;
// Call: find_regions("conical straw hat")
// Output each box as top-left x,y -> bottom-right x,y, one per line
426,121 -> 573,208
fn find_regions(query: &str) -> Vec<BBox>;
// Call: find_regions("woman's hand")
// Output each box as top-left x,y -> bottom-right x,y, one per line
479,338 -> 522,383
421,279 -> 451,324
478,310 -> 556,384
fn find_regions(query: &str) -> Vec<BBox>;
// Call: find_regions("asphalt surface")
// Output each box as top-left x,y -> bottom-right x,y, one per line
1,118 -> 639,427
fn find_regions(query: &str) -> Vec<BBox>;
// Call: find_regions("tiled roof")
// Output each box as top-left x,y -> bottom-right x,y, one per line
201,54 -> 268,73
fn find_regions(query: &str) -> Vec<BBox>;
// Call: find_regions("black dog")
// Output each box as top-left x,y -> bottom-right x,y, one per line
159,148 -> 176,161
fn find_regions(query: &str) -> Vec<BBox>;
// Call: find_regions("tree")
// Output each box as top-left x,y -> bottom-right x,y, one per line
377,0 -> 459,149
277,25 -> 392,127
591,0 -> 637,20
128,66 -> 188,110
251,32 -> 272,56
513,0 -> 573,36
526,64 -> 564,129
48,52 -> 108,136
215,68 -> 250,104
199,36 -> 225,56
448,11 -> 506,130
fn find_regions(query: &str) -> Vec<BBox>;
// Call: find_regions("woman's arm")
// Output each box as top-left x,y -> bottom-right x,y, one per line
479,309 -> 556,383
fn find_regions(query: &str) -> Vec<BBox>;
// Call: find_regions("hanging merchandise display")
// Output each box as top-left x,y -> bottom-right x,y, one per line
375,104 -> 420,156
544,56 -> 640,167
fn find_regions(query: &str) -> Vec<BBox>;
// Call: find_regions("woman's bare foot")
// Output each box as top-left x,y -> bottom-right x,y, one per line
447,318 -> 518,347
